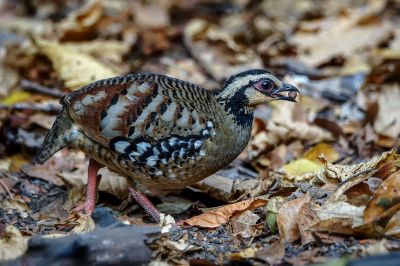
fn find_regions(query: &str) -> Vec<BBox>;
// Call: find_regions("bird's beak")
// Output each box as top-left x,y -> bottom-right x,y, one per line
271,83 -> 299,102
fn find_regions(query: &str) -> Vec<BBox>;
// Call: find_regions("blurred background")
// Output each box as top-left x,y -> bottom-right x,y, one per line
0,0 -> 400,263
0,0 -> 398,165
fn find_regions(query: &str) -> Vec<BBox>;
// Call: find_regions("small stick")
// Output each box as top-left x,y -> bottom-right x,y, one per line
20,79 -> 65,98
0,178 -> 13,199
0,102 -> 62,113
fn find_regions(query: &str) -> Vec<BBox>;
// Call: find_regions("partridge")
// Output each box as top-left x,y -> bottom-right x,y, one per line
33,69 -> 298,222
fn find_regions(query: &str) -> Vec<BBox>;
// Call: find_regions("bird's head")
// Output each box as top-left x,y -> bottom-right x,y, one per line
215,69 -> 299,126
217,69 -> 299,107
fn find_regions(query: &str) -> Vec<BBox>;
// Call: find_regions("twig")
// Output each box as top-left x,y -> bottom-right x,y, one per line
20,79 -> 65,98
0,102 -> 62,113
0,177 -> 14,199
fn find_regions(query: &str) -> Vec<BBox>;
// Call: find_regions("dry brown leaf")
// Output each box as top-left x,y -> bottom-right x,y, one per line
297,202 -> 320,245
0,65 -> 18,99
364,171 -> 400,223
358,239 -> 394,257
133,2 -> 170,29
291,0 -> 391,66
191,174 -> 234,202
314,201 -> 365,227
384,211 -> 400,237
59,165 -> 130,200
248,100 -> 334,160
230,247 -> 258,260
184,19 -> 262,81
373,84 -> 400,138
315,150 -> 399,185
34,39 -> 117,90
312,218 -> 358,236
0,225 -> 28,262
255,239 -> 285,265
0,17 -> 53,36
303,143 -> 339,163
57,0 -> 104,41
182,198 -> 267,228
72,214 -> 95,233
22,150 -> 86,187
162,57 -> 218,90
277,194 -> 311,243
60,41 -> 131,64
229,210 -> 261,238
0,199 -> 31,213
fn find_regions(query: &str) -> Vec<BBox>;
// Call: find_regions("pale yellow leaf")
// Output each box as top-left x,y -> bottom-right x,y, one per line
35,39 -> 117,90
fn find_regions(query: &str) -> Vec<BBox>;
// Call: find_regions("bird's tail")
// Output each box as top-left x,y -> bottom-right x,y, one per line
33,107 -> 74,164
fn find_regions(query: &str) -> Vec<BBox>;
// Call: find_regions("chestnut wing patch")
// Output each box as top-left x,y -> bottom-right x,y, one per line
67,75 -> 211,151
67,78 -> 161,148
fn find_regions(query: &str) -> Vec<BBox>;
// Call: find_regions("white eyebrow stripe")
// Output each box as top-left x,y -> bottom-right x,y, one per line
220,74 -> 268,98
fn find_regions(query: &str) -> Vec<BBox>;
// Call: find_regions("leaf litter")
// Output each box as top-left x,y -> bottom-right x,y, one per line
1,0 -> 400,265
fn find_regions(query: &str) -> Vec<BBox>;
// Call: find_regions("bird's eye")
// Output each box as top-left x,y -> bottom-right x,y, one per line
260,80 -> 274,92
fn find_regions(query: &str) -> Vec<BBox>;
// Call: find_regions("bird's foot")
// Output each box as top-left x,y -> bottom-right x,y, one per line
71,199 -> 96,215
129,187 -> 161,223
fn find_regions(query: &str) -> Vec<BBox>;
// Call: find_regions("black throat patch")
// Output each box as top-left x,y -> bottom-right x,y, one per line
217,87 -> 254,128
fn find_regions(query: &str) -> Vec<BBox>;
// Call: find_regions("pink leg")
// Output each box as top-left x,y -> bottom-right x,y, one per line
72,158 -> 103,214
129,187 -> 160,223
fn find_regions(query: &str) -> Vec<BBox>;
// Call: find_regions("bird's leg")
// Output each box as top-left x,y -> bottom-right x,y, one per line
128,187 -> 160,223
72,158 -> 103,214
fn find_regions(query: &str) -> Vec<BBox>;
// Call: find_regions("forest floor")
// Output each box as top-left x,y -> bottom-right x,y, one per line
0,0 -> 400,265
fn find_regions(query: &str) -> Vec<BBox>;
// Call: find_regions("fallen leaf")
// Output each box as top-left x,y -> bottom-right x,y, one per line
304,143 -> 339,163
229,210 -> 261,238
156,199 -> 194,215
315,150 -> 399,185
230,247 -> 258,260
256,239 -> 285,265
373,84 -> 400,138
184,19 -> 263,81
72,214 -> 95,233
0,199 -> 31,212
0,225 -> 27,262
384,211 -> 400,238
60,40 -> 131,64
314,201 -> 365,227
291,0 -> 391,66
34,39 -> 117,90
1,90 -> 32,105
277,194 -> 311,243
133,2 -> 170,29
248,100 -> 334,160
57,0 -> 104,41
182,198 -> 267,228
191,174 -> 234,202
364,171 -> 400,223
283,158 -> 323,176
297,202 -> 320,245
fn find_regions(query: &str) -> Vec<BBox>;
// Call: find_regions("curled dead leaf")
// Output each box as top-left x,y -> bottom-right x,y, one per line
277,194 -> 311,243
184,19 -> 263,81
248,100 -> 334,160
291,0 -> 391,67
57,0 -> 104,41
182,198 -> 267,228
364,171 -> 400,224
